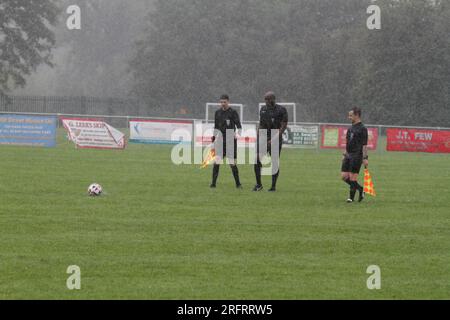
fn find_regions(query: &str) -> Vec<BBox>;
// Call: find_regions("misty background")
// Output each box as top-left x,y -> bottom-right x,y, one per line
1,0 -> 449,126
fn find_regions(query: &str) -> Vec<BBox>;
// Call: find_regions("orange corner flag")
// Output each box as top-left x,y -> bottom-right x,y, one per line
200,148 -> 216,169
363,169 -> 376,196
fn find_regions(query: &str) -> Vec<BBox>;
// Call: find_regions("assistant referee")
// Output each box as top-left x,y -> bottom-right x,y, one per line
341,107 -> 369,202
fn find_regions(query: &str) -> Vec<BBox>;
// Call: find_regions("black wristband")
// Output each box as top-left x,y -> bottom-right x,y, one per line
363,156 -> 369,160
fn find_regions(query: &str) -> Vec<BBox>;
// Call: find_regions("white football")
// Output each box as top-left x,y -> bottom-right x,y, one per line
88,183 -> 103,196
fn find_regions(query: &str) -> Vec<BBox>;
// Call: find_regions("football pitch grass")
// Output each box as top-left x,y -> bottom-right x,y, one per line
1,135 -> 449,299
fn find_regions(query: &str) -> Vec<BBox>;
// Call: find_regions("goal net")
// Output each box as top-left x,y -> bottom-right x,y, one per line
258,103 -> 297,124
205,103 -> 244,124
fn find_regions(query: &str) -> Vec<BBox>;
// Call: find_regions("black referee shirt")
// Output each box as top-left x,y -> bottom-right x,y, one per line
259,104 -> 288,139
214,107 -> 242,136
346,122 -> 368,156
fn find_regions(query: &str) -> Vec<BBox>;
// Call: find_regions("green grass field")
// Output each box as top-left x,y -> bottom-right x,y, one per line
1,134 -> 449,299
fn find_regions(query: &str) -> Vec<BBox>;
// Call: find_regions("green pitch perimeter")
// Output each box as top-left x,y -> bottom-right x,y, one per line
0,135 -> 449,299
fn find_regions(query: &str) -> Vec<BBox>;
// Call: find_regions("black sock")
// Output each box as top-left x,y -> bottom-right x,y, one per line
356,182 -> 363,192
271,170 -> 279,189
349,181 -> 359,200
344,178 -> 352,186
212,164 -> 220,185
230,165 -> 240,186
352,181 -> 363,192
254,161 -> 262,186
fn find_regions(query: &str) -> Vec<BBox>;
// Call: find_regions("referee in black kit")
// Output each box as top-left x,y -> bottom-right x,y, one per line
210,94 -> 242,189
341,107 -> 369,203
253,92 -> 288,192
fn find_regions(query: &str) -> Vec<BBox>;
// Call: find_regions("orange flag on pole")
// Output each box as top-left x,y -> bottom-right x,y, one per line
200,148 -> 216,169
363,169 -> 376,196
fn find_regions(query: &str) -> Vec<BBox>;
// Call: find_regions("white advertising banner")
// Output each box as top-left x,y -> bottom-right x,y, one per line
61,118 -> 126,149
129,119 -> 193,144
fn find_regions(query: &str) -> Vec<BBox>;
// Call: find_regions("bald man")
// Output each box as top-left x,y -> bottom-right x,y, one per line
253,92 -> 288,192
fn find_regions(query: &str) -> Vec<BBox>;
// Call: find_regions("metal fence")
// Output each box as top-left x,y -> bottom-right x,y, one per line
2,109 -> 450,154
0,95 -> 313,123
0,95 -> 200,120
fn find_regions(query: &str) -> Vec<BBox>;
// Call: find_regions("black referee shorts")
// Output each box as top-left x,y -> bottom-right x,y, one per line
256,138 -> 283,159
341,154 -> 363,174
215,139 -> 238,160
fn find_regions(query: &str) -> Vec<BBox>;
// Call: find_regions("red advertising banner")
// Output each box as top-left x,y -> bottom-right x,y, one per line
386,128 -> 450,153
321,126 -> 379,150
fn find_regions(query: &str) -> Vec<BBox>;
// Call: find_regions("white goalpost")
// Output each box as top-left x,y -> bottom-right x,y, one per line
205,103 -> 244,123
258,103 -> 297,124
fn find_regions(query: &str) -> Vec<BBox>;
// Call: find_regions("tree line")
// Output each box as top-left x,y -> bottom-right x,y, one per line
130,0 -> 450,126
